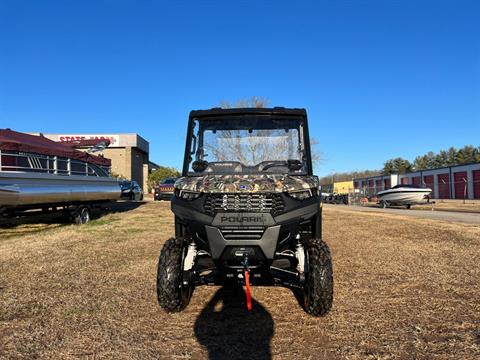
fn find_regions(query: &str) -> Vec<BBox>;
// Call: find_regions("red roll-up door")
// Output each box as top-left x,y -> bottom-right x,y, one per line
454,171 -> 468,199
354,181 -> 359,189
375,179 -> 382,192
412,176 -> 421,185
437,173 -> 450,199
383,178 -> 391,189
423,175 -> 434,196
401,177 -> 409,185
368,179 -> 374,195
473,170 -> 480,199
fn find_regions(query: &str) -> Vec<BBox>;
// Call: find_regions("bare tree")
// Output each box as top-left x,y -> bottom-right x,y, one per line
318,169 -> 382,185
310,137 -> 321,166
219,96 -> 270,109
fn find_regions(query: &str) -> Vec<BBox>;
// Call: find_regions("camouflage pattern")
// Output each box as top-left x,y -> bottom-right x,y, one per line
175,174 -> 319,193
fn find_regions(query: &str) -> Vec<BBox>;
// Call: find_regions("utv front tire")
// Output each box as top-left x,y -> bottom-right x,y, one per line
301,238 -> 333,316
157,237 -> 193,312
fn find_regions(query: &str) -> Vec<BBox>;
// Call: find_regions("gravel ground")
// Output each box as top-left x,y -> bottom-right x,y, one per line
1,202 -> 479,359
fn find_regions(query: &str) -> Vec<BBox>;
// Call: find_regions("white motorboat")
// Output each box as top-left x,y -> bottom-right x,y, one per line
377,184 -> 432,208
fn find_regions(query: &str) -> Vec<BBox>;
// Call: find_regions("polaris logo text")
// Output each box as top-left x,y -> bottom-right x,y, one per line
220,216 -> 264,223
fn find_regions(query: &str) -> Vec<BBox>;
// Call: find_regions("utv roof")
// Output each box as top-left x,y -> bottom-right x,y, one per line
189,107 -> 307,119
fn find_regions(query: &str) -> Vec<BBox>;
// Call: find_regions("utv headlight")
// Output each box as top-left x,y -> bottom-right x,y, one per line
287,189 -> 313,200
177,189 -> 202,200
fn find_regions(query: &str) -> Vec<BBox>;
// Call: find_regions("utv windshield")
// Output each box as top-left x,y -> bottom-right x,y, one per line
187,117 -> 307,175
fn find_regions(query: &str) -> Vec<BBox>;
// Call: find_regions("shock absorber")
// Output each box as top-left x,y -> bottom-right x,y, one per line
295,234 -> 306,283
183,242 -> 197,271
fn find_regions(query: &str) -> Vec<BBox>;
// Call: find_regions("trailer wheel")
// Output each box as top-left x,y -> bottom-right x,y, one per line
406,204 -> 411,209
73,207 -> 91,225
297,238 -> 333,316
381,200 -> 389,208
157,237 -> 194,312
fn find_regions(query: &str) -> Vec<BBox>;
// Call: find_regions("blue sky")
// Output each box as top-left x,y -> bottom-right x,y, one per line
0,0 -> 479,176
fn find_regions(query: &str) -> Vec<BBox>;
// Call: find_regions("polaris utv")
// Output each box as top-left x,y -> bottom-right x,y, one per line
156,107 -> 333,316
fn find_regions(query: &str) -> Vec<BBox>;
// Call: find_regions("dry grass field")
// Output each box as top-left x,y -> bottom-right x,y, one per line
1,202 -> 479,359
417,201 -> 480,213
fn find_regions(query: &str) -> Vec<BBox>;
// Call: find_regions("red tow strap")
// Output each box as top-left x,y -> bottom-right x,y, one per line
244,270 -> 252,311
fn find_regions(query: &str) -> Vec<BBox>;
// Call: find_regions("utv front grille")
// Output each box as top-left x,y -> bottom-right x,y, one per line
220,226 -> 266,240
204,193 -> 284,216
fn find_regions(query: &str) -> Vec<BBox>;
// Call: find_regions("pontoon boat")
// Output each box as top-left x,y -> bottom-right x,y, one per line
0,129 -> 121,221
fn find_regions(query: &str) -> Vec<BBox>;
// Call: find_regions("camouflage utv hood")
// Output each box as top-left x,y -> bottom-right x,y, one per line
175,174 -> 319,193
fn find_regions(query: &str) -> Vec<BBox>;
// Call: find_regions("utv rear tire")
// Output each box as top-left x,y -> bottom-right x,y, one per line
157,237 -> 194,312
300,238 -> 333,316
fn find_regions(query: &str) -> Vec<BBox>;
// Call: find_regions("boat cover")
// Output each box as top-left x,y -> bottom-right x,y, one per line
0,129 -> 111,166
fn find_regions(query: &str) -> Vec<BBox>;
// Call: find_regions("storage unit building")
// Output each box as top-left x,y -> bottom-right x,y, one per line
355,162 -> 480,200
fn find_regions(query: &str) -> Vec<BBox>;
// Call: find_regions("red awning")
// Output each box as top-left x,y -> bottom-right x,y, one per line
0,129 -> 111,167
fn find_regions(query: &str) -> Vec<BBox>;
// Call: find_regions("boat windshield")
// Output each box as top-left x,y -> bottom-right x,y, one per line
391,184 -> 425,189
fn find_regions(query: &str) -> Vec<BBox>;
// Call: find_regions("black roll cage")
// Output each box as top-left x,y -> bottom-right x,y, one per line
182,107 -> 313,176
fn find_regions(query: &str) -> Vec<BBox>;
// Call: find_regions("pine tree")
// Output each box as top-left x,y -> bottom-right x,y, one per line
456,148 -> 467,164
447,147 -> 457,166
435,150 -> 448,168
383,159 -> 396,174
391,157 -> 412,174
425,151 -> 436,169
460,145 -> 476,164
413,155 -> 429,171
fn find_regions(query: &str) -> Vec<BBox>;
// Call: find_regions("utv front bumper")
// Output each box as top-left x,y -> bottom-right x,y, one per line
171,194 -> 320,262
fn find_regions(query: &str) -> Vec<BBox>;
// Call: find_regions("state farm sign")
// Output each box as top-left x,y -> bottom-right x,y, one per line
56,135 -> 120,146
